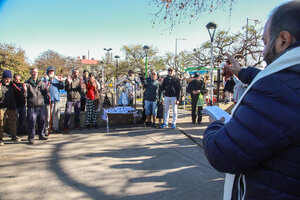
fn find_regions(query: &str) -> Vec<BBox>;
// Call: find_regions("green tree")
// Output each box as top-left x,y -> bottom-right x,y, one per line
34,50 -> 79,76
165,50 -> 193,75
191,23 -> 264,68
0,42 -> 31,81
121,44 -> 166,77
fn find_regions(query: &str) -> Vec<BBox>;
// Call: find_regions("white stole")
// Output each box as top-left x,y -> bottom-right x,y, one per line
223,46 -> 300,200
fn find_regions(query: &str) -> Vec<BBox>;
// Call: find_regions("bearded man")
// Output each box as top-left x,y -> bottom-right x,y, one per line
203,1 -> 300,199
41,66 -> 64,135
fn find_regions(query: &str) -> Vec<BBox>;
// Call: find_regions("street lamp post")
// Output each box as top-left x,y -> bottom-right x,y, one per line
143,45 -> 150,78
175,38 -> 186,75
114,55 -> 120,83
245,18 -> 260,67
216,66 -> 221,103
206,22 -> 217,106
99,61 -> 104,84
104,48 -> 112,64
114,55 -> 120,106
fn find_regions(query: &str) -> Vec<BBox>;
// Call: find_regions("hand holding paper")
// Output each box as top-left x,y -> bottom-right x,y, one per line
202,106 -> 231,123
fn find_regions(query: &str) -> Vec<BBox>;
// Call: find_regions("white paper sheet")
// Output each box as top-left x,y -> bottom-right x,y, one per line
202,106 -> 231,123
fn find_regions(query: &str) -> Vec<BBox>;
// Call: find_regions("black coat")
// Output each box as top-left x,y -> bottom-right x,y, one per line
160,75 -> 181,100
0,81 -> 17,110
224,77 -> 235,93
187,79 -> 206,100
12,81 -> 26,107
25,78 -> 48,107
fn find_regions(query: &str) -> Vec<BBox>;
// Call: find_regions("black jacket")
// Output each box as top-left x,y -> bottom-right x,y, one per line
12,81 -> 26,107
0,81 -> 17,110
25,78 -> 48,107
187,79 -> 206,100
160,75 -> 181,100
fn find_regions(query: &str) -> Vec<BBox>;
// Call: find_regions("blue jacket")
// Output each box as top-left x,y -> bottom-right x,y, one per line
203,45 -> 300,199
42,66 -> 64,104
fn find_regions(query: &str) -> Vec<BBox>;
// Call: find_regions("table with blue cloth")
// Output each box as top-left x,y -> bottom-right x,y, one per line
101,106 -> 139,132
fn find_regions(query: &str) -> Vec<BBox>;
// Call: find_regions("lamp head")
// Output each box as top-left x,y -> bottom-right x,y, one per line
206,22 -> 217,30
143,45 -> 150,55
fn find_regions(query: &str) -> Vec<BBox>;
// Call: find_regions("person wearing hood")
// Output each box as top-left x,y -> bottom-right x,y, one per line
25,67 -> 49,145
41,66 -> 64,135
0,70 -> 21,146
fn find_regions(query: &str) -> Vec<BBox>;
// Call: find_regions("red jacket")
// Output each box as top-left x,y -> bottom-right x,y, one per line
86,83 -> 96,100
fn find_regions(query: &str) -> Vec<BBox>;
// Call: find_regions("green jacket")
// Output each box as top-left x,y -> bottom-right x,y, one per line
65,77 -> 86,101
143,78 -> 160,102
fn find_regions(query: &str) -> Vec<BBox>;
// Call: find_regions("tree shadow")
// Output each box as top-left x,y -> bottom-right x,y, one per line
48,131 -> 224,200
49,137 -> 114,199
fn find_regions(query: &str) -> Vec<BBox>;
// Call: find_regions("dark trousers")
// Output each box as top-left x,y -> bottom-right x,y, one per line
80,97 -> 86,112
64,101 -> 81,129
27,106 -> 46,139
17,105 -> 26,134
191,97 -> 203,123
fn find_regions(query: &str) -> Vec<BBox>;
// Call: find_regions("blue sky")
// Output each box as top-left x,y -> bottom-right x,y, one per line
0,0 -> 287,63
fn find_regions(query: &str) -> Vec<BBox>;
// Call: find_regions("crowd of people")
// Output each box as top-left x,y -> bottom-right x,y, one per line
141,67 -> 183,129
0,66 -> 106,145
1,1 -> 300,199
140,67 -> 208,129
0,65 -> 209,146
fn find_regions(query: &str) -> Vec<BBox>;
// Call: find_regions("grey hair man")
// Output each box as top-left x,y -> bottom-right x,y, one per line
25,68 -> 49,144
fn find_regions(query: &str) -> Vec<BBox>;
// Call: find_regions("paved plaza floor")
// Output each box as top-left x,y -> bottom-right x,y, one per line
0,110 -> 224,200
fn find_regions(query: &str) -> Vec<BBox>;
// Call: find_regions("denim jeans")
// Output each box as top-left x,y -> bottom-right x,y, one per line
27,107 -> 46,139
144,100 -> 157,116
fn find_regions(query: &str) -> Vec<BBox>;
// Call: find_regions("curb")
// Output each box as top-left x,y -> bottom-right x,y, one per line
178,128 -> 204,149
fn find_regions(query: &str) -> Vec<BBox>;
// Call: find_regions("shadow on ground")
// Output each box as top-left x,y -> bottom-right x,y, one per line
47,127 -> 224,200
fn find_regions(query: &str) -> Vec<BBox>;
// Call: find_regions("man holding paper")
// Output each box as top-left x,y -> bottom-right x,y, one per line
203,1 -> 300,199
